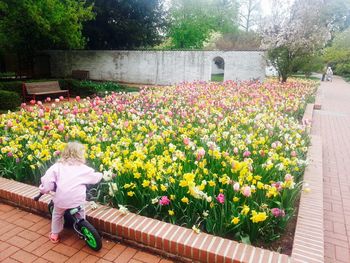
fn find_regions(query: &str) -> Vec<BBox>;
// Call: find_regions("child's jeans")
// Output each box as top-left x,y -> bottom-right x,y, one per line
51,205 -> 85,234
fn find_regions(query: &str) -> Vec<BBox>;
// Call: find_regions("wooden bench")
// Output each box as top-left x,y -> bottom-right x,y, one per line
22,81 -> 70,101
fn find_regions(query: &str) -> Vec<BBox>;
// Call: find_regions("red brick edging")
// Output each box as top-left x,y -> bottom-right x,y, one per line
314,86 -> 323,110
0,177 -> 290,263
0,98 -> 323,263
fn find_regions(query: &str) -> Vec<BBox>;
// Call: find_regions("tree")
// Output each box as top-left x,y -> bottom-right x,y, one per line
262,0 -> 341,82
204,30 -> 261,50
167,0 -> 238,49
323,28 -> 350,76
83,0 -> 167,49
0,0 -> 93,52
0,0 -> 94,73
239,0 -> 261,32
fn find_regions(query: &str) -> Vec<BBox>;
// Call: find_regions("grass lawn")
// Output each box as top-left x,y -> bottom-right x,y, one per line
211,73 -> 224,82
291,74 -> 320,81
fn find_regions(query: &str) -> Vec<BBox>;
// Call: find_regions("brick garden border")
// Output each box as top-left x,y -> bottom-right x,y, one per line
0,97 -> 324,263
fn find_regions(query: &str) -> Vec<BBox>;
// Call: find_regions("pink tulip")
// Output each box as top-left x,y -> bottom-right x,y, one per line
216,193 -> 225,204
6,120 -> 13,128
196,148 -> 206,160
233,182 -> 240,192
271,208 -> 285,218
46,97 -> 51,102
284,174 -> 293,181
242,186 -> 251,197
59,96 -> 64,100
159,196 -> 170,206
76,96 -> 81,101
183,138 -> 190,145
38,109 -> 44,117
291,151 -> 297,157
57,124 -> 64,132
243,150 -> 251,157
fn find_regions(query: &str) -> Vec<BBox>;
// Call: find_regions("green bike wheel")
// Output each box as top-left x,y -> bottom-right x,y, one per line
78,220 -> 102,251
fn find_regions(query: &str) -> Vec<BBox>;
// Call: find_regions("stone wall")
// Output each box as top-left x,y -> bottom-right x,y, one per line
47,50 -> 266,85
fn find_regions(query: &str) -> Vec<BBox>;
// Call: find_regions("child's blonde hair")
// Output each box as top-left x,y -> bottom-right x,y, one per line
58,141 -> 86,164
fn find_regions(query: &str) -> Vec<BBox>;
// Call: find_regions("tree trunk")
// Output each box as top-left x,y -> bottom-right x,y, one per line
281,75 -> 288,82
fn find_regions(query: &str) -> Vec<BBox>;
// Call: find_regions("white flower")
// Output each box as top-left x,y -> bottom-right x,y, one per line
202,210 -> 209,217
192,225 -> 201,234
151,198 -> 158,204
103,170 -> 113,181
118,205 -> 129,215
89,201 -> 98,210
108,183 -> 118,196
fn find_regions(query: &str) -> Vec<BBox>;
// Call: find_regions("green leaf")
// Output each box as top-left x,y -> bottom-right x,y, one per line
240,234 -> 251,245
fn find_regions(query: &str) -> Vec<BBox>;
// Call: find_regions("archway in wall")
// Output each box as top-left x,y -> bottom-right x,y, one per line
211,56 -> 225,82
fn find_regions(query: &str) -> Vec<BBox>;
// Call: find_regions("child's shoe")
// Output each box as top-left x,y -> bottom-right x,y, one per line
49,233 -> 60,244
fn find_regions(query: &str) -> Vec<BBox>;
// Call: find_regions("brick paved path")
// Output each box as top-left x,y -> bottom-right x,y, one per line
0,203 -> 174,263
311,76 -> 350,263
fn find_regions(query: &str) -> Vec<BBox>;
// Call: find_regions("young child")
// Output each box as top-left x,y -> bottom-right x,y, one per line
39,141 -> 102,243
326,66 -> 333,82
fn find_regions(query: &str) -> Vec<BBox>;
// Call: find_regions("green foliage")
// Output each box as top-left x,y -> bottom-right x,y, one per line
59,79 -> 139,97
0,81 -> 23,97
80,81 -> 122,92
323,28 -> 350,76
292,54 -> 324,76
0,90 -> 21,110
59,79 -> 95,97
268,46 -> 323,82
268,47 -> 291,82
83,0 -> 166,49
0,72 -> 15,78
0,0 -> 94,54
167,0 -> 238,49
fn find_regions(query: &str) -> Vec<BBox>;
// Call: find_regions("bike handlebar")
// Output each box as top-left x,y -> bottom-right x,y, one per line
33,192 -> 44,201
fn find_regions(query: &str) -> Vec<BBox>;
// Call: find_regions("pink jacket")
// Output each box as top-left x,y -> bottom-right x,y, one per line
39,162 -> 102,209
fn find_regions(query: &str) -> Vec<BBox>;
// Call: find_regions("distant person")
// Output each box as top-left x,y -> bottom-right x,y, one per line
326,67 -> 333,82
321,66 -> 327,81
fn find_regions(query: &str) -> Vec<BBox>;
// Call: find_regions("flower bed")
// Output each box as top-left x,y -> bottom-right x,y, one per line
0,79 -> 317,244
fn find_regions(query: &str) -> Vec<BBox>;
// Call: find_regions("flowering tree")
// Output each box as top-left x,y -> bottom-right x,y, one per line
261,0 -> 335,82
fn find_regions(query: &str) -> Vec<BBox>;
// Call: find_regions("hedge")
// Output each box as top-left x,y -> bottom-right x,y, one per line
0,90 -> 21,111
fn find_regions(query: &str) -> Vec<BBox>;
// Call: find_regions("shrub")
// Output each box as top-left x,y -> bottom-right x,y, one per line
0,72 -> 16,78
0,90 -> 21,111
80,80 -> 122,92
0,81 -> 23,97
59,79 -> 95,97
59,79 -> 139,97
